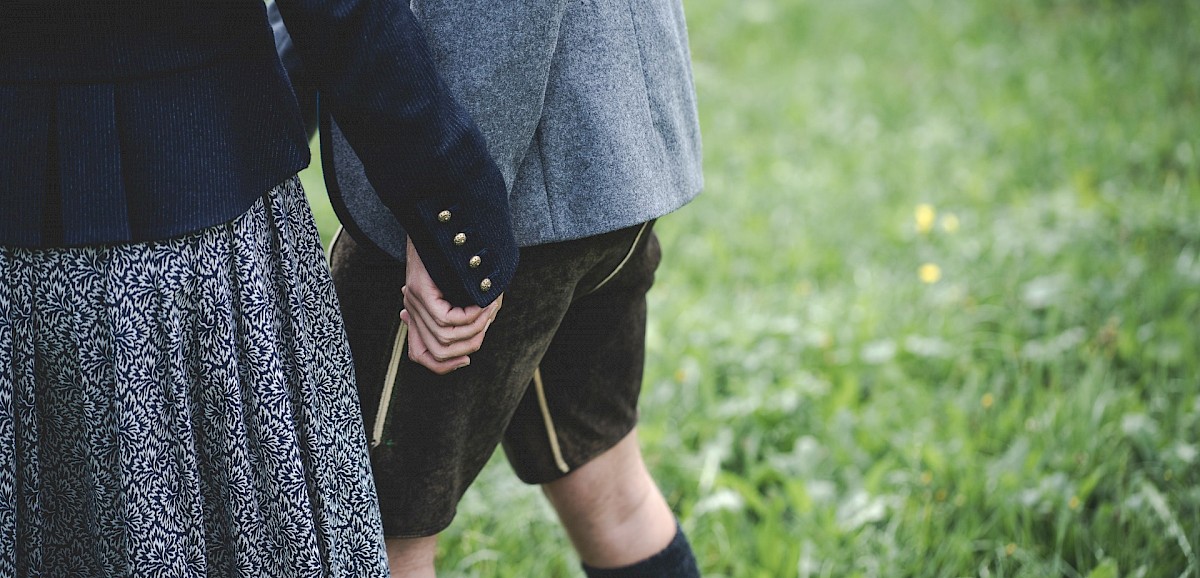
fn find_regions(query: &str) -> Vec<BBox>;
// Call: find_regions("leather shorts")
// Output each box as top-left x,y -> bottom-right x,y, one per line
328,220 -> 661,538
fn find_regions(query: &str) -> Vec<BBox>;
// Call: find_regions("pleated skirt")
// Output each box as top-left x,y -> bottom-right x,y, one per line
0,177 -> 388,577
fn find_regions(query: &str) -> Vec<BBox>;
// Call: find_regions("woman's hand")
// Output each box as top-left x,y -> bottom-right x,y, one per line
399,238 -> 502,374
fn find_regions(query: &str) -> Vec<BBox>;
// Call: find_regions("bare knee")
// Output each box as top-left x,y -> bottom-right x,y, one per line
542,431 -> 655,521
541,430 -> 676,567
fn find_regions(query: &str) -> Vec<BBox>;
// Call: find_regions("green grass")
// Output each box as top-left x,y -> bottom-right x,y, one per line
303,0 -> 1200,575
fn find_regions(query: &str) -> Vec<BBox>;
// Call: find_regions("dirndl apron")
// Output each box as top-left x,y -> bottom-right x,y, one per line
0,177 -> 388,577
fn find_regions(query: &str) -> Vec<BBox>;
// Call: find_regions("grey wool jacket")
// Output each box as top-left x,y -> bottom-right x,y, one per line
325,0 -> 704,255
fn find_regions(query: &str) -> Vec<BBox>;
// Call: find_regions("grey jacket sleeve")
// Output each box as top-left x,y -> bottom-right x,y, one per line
409,0 -> 570,193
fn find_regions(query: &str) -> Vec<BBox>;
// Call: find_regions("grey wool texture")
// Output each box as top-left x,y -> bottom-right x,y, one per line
410,0 -> 704,247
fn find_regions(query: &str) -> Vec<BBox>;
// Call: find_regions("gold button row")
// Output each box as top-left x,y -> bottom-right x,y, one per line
439,210 -> 466,246
437,209 -> 489,292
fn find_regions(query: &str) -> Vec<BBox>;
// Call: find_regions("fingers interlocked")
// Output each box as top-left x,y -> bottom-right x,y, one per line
401,238 -> 503,375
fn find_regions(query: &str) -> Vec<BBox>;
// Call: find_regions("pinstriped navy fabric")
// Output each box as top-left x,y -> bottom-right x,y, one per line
0,4 -> 264,84
0,49 -> 309,250
277,0 -> 518,306
0,2 -> 518,308
0,178 -> 388,577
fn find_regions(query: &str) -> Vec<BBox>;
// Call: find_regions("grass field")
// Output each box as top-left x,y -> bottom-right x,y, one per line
303,0 -> 1200,575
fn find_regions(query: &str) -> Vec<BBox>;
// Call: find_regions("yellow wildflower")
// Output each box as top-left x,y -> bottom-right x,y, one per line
981,393 -> 994,409
1069,496 -> 1080,510
915,204 -> 936,233
919,263 -> 942,284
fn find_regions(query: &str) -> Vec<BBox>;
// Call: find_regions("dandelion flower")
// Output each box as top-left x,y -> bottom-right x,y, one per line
919,263 -> 942,284
941,213 -> 960,233
915,204 -> 936,233
981,393 -> 994,409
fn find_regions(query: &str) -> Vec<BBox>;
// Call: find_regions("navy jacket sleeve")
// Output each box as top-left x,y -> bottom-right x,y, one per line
274,0 -> 516,307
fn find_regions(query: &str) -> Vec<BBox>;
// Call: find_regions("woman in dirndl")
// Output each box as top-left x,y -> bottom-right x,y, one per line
0,1 -> 516,576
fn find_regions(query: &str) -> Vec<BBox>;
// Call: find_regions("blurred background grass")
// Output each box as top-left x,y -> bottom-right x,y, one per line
302,0 -> 1199,575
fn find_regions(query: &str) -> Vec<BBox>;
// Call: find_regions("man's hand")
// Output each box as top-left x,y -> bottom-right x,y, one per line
400,238 -> 503,374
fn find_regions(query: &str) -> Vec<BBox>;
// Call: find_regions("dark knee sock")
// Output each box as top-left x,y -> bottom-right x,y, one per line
581,523 -> 700,578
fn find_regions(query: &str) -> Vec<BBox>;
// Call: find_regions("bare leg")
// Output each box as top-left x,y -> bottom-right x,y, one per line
385,536 -> 439,578
541,428 -> 678,568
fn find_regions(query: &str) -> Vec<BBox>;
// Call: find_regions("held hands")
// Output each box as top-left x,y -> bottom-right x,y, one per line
400,238 -> 503,374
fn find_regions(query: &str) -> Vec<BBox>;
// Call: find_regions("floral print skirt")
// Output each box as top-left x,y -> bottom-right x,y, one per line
0,177 -> 388,577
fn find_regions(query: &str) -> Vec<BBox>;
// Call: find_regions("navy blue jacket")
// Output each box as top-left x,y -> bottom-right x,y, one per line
0,1 -> 516,307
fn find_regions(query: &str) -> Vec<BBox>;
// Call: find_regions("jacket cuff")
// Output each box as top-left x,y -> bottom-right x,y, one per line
400,165 -> 518,308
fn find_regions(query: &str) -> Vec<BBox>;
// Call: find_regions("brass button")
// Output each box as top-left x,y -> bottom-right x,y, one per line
468,255 -> 482,269
437,210 -> 452,223
480,278 -> 493,292
453,233 -> 467,246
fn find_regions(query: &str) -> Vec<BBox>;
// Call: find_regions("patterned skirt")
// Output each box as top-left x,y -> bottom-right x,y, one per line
0,178 -> 388,577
